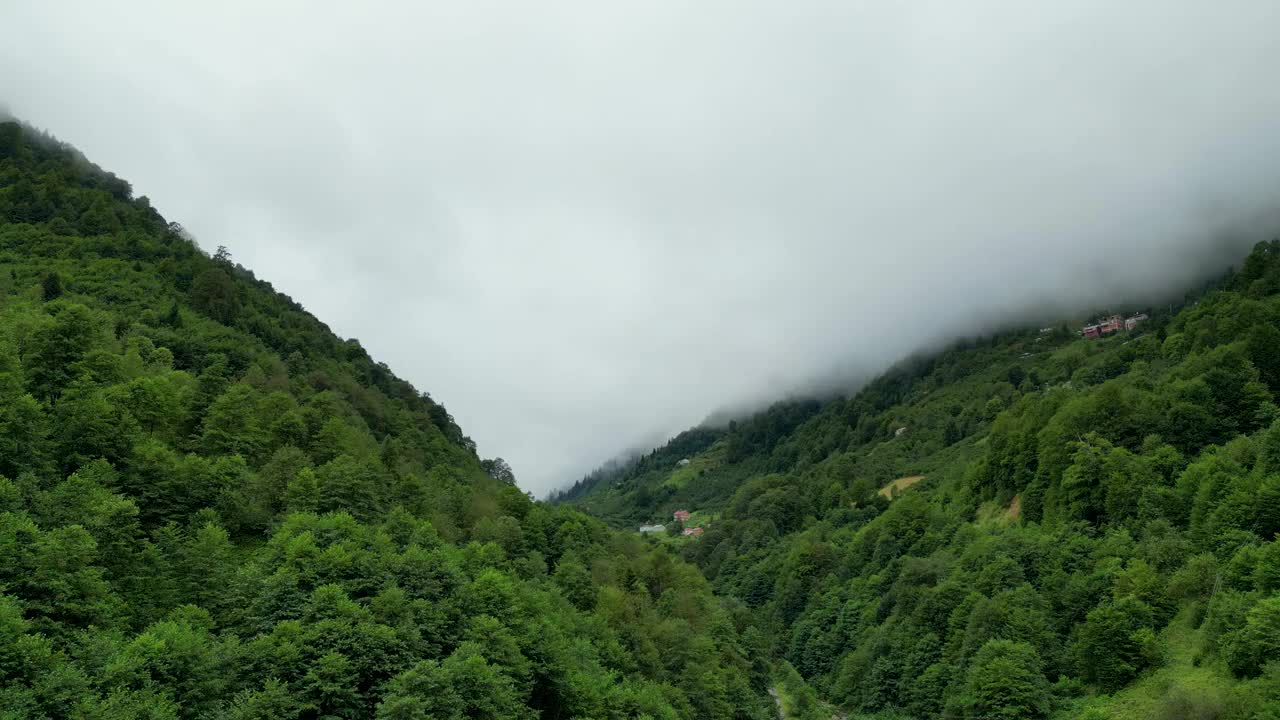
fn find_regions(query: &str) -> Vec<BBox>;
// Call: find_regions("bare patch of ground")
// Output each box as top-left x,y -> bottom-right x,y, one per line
878,475 -> 925,499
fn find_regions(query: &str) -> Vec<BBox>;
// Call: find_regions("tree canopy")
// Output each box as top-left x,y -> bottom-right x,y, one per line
0,120 -> 771,719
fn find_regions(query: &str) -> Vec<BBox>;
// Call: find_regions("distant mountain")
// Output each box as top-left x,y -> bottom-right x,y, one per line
0,120 -> 773,719
562,241 -> 1280,718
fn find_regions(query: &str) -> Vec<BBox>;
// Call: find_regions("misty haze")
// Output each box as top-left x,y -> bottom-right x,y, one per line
7,3 -> 1280,496
4,3 -> 1280,719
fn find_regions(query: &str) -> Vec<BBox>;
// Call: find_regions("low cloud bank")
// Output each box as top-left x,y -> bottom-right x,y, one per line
4,2 -> 1280,494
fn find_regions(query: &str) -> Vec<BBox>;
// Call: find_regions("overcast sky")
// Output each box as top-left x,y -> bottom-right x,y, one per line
6,2 -> 1280,495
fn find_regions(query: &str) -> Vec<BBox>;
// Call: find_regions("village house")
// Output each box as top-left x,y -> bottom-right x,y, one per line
682,527 -> 704,537
673,510 -> 691,523
639,524 -> 665,534
1083,313 -> 1136,339
1125,313 -> 1148,331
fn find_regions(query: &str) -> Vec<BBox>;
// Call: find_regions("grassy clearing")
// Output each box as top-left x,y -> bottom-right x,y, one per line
773,662 -> 837,720
1055,606 -> 1240,720
878,475 -> 924,499
976,494 -> 1021,526
685,509 -> 718,527
663,442 -> 727,489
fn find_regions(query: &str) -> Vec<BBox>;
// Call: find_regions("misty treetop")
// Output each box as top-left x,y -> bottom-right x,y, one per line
564,242 -> 1280,719
0,120 -> 776,719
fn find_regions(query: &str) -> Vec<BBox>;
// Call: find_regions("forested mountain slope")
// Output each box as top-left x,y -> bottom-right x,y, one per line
0,121 -> 774,719
564,246 -> 1280,718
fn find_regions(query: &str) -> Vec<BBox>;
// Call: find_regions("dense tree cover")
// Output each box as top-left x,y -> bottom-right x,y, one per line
553,427 -> 727,522
566,244 -> 1280,718
0,121 -> 774,719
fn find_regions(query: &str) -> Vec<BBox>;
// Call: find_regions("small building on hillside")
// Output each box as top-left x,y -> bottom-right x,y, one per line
639,524 -> 665,534
673,510 -> 691,523
1125,313 -> 1149,331
682,526 -> 704,537
676,458 -> 691,467
1083,314 -> 1129,339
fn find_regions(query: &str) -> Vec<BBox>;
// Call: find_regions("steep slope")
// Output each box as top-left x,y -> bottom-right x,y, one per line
0,121 -> 773,719
564,246 -> 1280,718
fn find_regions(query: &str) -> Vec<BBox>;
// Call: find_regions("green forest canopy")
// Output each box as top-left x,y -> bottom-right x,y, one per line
4,117 -> 1280,719
0,120 -> 777,719
561,248 -> 1280,717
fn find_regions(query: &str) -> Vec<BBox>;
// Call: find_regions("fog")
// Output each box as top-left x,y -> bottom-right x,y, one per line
5,2 -> 1280,495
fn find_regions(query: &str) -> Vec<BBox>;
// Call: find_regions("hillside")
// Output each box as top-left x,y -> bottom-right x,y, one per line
563,247 -> 1280,718
0,121 -> 775,719
7,115 -> 1280,720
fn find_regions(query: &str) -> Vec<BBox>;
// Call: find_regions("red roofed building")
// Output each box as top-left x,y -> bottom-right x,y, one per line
673,510 -> 691,523
1083,314 -> 1127,339
682,527 -> 704,537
